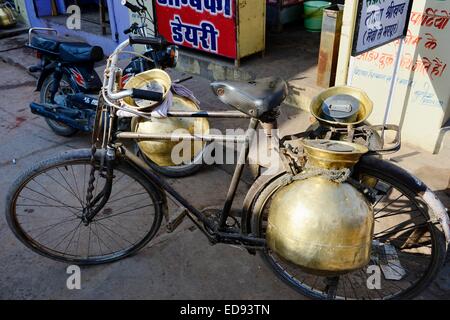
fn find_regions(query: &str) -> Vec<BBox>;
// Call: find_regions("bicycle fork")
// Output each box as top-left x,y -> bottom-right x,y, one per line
82,146 -> 115,225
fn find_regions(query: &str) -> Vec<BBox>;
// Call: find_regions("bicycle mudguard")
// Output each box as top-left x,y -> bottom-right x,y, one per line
358,156 -> 450,246
241,170 -> 285,235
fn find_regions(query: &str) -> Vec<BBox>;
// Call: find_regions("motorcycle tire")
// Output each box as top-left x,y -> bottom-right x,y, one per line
40,74 -> 79,137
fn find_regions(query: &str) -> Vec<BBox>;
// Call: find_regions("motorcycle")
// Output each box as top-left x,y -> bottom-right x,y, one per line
27,0 -> 178,137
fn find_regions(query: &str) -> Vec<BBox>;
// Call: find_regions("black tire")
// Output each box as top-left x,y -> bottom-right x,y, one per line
5,149 -> 165,265
40,74 -> 79,137
250,157 -> 447,300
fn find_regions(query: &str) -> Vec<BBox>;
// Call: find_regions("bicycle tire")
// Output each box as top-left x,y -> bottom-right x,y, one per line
5,149 -> 165,265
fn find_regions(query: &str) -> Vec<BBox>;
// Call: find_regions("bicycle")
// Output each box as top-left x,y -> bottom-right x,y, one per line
6,36 -> 449,300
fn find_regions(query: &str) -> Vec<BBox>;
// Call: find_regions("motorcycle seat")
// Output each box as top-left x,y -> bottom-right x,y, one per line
30,34 -> 62,53
30,35 -> 104,63
210,77 -> 288,120
59,42 -> 104,63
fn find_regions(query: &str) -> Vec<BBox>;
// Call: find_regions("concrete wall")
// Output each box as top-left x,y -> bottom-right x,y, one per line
336,0 -> 450,153
12,0 -> 29,25
335,0 -> 358,86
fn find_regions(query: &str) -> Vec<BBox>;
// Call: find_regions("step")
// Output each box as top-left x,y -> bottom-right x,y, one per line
0,23 -> 28,39
176,48 -> 323,111
434,120 -> 450,154
175,48 -> 254,82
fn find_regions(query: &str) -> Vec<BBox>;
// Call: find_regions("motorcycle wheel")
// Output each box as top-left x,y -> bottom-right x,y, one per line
40,74 -> 79,137
250,157 -> 447,300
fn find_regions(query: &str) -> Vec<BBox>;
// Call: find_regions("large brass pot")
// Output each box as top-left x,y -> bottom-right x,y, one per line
132,95 -> 209,166
267,176 -> 374,275
266,140 -> 373,275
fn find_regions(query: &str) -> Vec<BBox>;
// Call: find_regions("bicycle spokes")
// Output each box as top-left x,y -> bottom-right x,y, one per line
11,158 -> 160,263
262,171 -> 439,300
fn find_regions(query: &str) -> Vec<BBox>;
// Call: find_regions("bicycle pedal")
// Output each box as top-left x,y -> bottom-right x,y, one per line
166,208 -> 188,233
201,206 -> 241,229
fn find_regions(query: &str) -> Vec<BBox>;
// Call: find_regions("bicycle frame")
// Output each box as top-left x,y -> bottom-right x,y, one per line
96,37 -> 408,249
99,107 -> 267,248
95,39 -> 270,248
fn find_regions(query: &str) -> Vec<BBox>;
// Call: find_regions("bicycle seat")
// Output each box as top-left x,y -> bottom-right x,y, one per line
211,77 -> 288,120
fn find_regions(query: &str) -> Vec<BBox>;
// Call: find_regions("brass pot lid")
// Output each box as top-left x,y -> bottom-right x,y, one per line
310,86 -> 373,127
302,139 -> 369,169
122,69 -> 172,110
322,94 -> 360,123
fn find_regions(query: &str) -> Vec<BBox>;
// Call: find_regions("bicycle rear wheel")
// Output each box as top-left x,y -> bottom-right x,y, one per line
251,157 -> 447,299
5,149 -> 165,265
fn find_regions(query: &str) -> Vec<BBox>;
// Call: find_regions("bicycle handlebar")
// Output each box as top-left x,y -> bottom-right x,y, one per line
104,39 -> 164,105
132,89 -> 164,102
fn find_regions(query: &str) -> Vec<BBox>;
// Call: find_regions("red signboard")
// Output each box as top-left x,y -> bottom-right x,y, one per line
155,0 -> 237,58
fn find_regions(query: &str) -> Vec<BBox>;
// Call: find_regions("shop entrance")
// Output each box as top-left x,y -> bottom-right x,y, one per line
261,0 -> 344,89
32,0 -> 112,37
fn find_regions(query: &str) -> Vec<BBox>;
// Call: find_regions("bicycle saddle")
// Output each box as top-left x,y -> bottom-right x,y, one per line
211,77 -> 288,120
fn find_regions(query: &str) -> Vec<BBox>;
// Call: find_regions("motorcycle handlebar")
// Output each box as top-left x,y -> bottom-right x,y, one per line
123,23 -> 138,35
129,35 -> 167,47
121,0 -> 140,13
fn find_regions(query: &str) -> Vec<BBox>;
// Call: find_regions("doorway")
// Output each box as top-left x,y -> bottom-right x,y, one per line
32,0 -> 112,37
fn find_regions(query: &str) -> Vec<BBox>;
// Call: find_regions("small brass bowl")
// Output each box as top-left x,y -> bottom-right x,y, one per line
122,69 -> 172,110
310,86 -> 373,127
303,139 -> 369,170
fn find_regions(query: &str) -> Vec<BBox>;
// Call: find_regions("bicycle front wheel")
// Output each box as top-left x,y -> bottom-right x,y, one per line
5,149 -> 165,265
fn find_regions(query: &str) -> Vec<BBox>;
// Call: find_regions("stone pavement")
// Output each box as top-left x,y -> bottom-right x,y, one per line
0,37 -> 449,299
